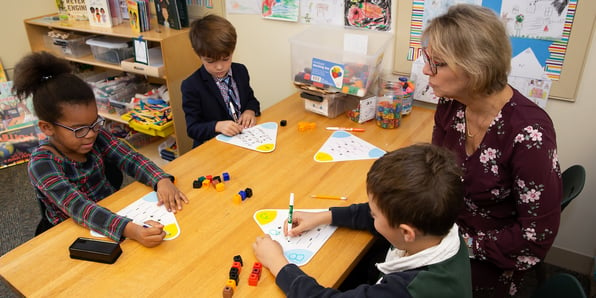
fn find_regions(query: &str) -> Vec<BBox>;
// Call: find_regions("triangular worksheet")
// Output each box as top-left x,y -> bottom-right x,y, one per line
314,131 -> 386,162
253,209 -> 337,266
216,122 -> 277,152
91,192 -> 180,240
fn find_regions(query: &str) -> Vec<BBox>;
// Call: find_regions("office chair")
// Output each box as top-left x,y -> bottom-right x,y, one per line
531,272 -> 587,298
34,160 -> 124,235
533,164 -> 587,283
561,165 -> 586,211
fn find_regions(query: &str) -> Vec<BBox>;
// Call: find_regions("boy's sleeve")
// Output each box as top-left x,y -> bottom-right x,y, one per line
276,263 -> 410,297
330,203 -> 376,233
181,75 -> 219,145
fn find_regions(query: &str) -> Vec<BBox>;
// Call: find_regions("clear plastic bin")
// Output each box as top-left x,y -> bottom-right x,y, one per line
45,33 -> 93,57
86,36 -> 134,64
290,26 -> 392,97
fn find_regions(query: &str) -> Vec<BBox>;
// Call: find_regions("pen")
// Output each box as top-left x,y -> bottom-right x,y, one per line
229,101 -> 239,122
310,195 -> 347,200
287,193 -> 294,239
326,127 -> 365,132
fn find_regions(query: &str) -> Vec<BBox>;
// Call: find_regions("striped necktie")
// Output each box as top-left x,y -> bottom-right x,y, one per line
224,76 -> 239,121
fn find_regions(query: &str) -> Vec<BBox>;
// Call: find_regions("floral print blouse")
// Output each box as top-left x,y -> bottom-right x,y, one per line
432,88 -> 562,272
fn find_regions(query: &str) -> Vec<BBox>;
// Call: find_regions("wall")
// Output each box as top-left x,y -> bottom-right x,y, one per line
1,2 -> 594,272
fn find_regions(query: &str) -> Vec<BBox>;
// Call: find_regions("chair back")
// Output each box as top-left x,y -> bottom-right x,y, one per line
561,165 -> 586,211
531,272 -> 587,298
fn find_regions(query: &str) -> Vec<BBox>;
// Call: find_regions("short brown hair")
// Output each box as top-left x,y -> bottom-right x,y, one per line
366,143 -> 463,236
422,4 -> 511,95
189,14 -> 237,59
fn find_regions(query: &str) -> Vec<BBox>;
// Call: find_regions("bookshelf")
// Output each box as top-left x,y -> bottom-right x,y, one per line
23,14 -> 201,163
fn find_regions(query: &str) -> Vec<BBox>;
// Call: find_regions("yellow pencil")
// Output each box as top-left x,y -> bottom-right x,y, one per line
310,195 -> 347,200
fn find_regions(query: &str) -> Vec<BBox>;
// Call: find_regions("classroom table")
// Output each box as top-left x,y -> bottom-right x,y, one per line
0,92 -> 435,297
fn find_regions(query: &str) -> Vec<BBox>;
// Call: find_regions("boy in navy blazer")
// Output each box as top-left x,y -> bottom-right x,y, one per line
182,15 -> 261,147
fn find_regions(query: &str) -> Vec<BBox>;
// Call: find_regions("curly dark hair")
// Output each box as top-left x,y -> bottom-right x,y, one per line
12,51 -> 95,123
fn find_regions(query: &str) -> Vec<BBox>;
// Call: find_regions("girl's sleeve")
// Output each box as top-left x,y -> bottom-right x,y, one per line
100,130 -> 172,189
28,154 -> 131,241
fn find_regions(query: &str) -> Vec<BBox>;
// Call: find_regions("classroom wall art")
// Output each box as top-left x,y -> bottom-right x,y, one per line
344,0 -> 391,31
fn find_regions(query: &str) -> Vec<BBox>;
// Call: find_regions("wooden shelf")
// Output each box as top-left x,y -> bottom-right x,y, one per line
25,13 -> 200,157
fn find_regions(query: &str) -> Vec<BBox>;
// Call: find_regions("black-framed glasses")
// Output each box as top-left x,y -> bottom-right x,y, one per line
53,116 -> 105,138
422,47 -> 448,75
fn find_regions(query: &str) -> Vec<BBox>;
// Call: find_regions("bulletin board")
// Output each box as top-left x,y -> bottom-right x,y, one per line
393,0 -> 596,102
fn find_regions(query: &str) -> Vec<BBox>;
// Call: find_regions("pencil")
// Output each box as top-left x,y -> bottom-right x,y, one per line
310,195 -> 347,200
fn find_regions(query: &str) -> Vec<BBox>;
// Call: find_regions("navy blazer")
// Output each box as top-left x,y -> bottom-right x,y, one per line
181,63 -> 261,147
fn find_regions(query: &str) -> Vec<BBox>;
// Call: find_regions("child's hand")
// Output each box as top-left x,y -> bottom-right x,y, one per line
252,234 -> 288,277
124,220 -> 165,248
216,120 -> 243,136
156,178 -> 188,213
238,110 -> 256,128
284,211 -> 332,237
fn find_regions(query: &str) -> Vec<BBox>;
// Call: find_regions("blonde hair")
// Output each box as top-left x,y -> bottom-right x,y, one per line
422,4 -> 511,95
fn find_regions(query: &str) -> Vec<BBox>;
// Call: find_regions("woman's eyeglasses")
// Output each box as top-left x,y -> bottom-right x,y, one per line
422,47 -> 448,75
53,117 -> 105,138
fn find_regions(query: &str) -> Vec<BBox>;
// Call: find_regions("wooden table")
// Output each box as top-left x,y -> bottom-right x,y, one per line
0,93 -> 434,297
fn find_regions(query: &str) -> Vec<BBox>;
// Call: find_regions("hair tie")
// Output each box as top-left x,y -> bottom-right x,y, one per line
41,75 -> 53,82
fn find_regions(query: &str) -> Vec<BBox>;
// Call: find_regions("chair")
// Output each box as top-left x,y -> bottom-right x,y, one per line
561,165 -> 586,211
533,165 -> 586,283
531,272 -> 587,298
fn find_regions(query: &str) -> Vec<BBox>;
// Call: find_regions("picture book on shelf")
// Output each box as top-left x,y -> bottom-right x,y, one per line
0,59 -> 7,82
59,0 -> 89,21
126,0 -> 141,32
108,0 -> 123,25
155,0 -> 188,29
85,0 -> 113,27
0,81 -> 44,170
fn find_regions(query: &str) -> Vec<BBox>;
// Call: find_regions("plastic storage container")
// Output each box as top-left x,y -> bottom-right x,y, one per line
376,81 -> 402,129
45,33 -> 93,57
290,26 -> 392,97
86,36 -> 134,64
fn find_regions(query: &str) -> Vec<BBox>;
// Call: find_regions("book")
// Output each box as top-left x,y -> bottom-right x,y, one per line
59,0 -> 89,21
0,59 -> 7,82
108,0 -> 122,25
156,0 -> 188,30
126,0 -> 141,33
0,81 -> 44,169
85,0 -> 113,27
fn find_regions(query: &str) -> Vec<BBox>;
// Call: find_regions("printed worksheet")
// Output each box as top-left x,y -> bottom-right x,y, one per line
216,122 -> 277,152
91,192 -> 180,240
254,209 -> 337,266
314,130 -> 385,162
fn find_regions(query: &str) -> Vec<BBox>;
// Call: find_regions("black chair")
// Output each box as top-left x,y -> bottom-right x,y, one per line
534,165 -> 586,283
531,272 -> 587,298
561,165 -> 586,211
35,161 -> 123,235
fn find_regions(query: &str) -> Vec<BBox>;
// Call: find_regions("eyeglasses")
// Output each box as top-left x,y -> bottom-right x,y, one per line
422,47 -> 448,75
53,117 -> 105,138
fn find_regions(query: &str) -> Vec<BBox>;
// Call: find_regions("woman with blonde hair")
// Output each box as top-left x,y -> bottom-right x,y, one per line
423,4 -> 562,296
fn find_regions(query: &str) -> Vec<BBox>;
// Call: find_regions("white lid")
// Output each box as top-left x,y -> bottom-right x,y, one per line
86,36 -> 131,49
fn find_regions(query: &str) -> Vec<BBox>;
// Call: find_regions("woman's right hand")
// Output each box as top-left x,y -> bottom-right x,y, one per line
284,211 -> 332,237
